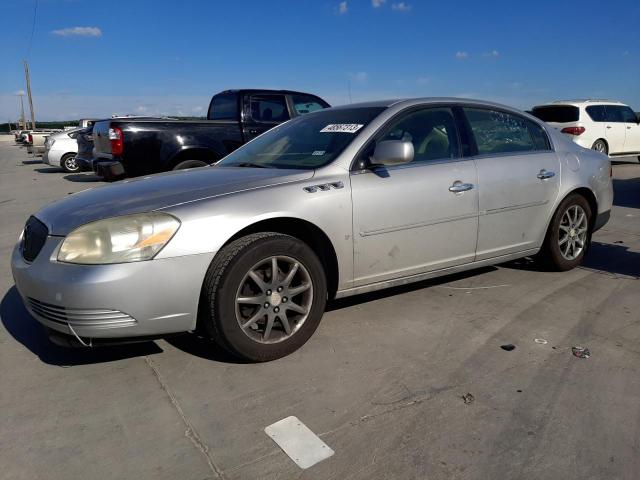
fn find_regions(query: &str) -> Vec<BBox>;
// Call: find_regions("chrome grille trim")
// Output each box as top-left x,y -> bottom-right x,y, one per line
27,298 -> 137,328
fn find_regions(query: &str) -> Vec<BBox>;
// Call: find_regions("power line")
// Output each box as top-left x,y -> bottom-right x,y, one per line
26,0 -> 39,58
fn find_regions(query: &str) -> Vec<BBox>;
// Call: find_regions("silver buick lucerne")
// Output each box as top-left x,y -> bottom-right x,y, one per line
12,99 -> 613,361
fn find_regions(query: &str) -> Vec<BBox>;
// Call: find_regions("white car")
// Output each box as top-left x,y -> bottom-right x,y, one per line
43,129 -> 81,172
532,100 -> 640,159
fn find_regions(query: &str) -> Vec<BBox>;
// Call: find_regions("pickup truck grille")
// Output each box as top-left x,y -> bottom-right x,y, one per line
22,216 -> 48,262
27,298 -> 137,328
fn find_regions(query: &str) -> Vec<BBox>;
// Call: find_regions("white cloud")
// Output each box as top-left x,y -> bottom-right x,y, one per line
484,50 -> 500,57
193,106 -> 204,113
348,71 -> 369,83
391,2 -> 411,11
455,51 -> 469,60
339,1 -> 348,14
372,0 -> 386,7
52,26 -> 102,37
14,90 -> 26,96
416,77 -> 430,86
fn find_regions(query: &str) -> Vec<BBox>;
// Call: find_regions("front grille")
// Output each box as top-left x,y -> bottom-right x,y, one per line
22,216 -> 48,262
27,298 -> 137,329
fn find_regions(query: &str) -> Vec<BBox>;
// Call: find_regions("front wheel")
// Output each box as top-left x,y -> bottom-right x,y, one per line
60,153 -> 80,173
200,233 -> 327,362
539,194 -> 592,271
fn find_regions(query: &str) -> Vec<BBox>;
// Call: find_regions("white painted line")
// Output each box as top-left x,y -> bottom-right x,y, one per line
265,416 -> 334,469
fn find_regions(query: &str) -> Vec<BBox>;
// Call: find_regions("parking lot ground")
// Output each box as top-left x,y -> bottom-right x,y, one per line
1,135 -> 639,480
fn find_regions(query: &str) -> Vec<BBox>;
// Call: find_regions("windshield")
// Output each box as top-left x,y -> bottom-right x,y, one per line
217,107 -> 386,169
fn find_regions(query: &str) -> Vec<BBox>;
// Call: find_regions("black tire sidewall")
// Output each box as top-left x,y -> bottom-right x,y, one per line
546,194 -> 592,271
61,154 -> 79,173
209,235 -> 327,361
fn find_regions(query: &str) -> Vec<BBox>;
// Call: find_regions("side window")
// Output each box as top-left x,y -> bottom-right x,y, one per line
250,95 -> 290,123
586,105 -> 606,122
291,95 -> 327,115
209,93 -> 238,120
378,108 -> 460,163
464,108 -> 546,155
605,105 -> 624,123
620,106 -> 638,123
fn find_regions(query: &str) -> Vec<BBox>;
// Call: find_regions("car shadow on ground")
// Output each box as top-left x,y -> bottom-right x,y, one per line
502,242 -> 640,279
327,266 -> 497,311
1,286 -> 163,366
22,160 -> 43,165
63,173 -> 103,182
34,167 -> 61,173
613,177 -> 640,208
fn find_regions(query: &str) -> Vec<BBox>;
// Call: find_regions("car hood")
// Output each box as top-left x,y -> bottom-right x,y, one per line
36,166 -> 315,235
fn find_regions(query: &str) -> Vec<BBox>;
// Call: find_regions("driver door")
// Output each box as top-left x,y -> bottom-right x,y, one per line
350,107 -> 479,287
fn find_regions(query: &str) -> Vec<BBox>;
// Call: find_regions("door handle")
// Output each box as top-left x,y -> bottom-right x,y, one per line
537,169 -> 556,180
449,182 -> 474,193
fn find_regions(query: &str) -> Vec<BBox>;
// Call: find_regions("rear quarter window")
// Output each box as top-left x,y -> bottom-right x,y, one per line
209,93 -> 239,120
586,105 -> 607,122
532,106 -> 579,123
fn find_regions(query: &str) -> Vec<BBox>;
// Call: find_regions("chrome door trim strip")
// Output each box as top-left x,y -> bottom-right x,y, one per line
359,212 -> 478,237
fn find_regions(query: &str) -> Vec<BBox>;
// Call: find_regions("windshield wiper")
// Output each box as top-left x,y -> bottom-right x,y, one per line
236,162 -> 269,168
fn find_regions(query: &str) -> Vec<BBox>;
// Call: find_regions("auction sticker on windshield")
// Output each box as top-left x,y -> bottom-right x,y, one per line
320,124 -> 364,133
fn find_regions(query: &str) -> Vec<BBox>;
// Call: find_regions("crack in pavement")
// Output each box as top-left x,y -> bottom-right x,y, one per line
144,356 -> 225,479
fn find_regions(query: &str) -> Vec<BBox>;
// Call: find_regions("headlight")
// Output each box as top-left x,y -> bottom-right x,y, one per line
57,213 -> 180,264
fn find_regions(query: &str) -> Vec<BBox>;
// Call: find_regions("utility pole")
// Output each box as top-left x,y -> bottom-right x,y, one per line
23,60 -> 36,129
18,94 -> 26,129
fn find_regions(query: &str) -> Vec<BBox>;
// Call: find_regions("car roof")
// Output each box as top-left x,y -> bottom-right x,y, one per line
534,99 -> 627,107
218,89 -> 327,98
330,97 -> 528,112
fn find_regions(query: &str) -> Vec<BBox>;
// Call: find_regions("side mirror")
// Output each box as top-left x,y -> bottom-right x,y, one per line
370,140 -> 414,167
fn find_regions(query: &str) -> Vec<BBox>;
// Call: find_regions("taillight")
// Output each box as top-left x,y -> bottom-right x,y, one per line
109,127 -> 123,156
28,134 -> 33,143
561,126 -> 585,136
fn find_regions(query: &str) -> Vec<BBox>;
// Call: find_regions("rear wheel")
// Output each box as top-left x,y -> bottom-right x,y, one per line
539,193 -> 592,271
200,233 -> 327,362
60,153 -> 80,173
592,139 -> 608,155
173,160 -> 208,170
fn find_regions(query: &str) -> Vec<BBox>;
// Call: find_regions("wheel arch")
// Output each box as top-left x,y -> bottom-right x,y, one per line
547,186 -> 599,236
168,147 -> 220,169
222,217 -> 340,300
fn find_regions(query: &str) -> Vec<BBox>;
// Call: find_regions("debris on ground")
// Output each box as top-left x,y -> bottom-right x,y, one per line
500,344 -> 516,351
461,393 -> 475,404
534,338 -> 548,344
572,346 -> 591,359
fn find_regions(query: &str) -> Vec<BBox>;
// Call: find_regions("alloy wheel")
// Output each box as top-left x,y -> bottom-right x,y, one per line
558,205 -> 588,261
235,256 -> 313,344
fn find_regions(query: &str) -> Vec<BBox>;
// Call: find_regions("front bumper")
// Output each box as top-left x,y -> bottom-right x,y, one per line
11,236 -> 215,341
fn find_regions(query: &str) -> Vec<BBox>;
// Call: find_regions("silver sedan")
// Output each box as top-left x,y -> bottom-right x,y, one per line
11,98 -> 613,361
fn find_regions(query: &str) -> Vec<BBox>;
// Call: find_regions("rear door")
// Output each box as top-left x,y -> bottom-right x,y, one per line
243,94 -> 290,141
603,105 -> 627,153
618,105 -> 640,153
463,107 -> 560,260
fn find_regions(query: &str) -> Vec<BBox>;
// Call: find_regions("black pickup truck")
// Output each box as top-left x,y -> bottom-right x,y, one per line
92,89 -> 330,180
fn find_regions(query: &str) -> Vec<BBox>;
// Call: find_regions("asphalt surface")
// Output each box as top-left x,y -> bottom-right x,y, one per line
1,136 -> 639,480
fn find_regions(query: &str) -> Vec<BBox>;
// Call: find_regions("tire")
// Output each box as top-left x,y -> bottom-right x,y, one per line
60,153 -> 80,173
173,160 -> 208,170
591,139 -> 608,155
200,232 -> 327,362
539,193 -> 592,271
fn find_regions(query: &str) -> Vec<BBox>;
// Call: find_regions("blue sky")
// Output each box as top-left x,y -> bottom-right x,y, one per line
1,0 -> 639,121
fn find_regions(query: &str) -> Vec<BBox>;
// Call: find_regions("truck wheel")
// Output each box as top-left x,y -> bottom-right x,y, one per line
538,193 -> 592,271
61,153 -> 80,173
200,233 -> 327,362
173,160 -> 208,170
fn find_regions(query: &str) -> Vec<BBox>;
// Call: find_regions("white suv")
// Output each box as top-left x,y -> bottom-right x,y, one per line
532,100 -> 640,159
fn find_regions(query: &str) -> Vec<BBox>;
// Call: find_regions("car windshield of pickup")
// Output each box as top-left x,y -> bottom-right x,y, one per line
217,107 -> 386,169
